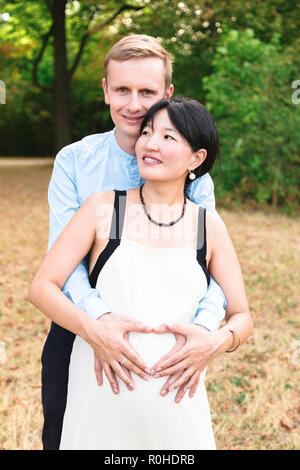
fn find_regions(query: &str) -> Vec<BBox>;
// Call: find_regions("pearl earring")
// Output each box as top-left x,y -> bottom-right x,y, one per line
189,170 -> 196,180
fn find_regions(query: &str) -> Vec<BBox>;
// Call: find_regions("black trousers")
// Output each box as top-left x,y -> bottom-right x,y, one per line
41,322 -> 75,450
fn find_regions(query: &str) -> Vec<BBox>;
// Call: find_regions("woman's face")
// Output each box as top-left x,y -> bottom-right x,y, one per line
135,109 -> 202,184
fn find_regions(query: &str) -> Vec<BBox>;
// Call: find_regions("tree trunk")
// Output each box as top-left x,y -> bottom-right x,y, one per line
53,0 -> 70,153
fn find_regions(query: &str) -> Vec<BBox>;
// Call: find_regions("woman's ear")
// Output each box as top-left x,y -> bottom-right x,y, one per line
190,148 -> 207,171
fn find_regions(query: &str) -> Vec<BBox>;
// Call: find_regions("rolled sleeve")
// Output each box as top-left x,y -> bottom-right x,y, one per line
79,292 -> 112,320
192,277 -> 227,332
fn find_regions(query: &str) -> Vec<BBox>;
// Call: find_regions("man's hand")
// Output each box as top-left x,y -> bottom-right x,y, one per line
87,312 -> 152,391
151,323 -> 227,398
94,352 -> 135,394
159,369 -> 203,402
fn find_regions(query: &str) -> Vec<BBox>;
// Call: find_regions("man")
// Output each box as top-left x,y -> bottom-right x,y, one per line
42,34 -> 226,450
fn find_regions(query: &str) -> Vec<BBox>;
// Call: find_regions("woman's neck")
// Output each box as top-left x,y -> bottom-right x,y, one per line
141,180 -> 186,207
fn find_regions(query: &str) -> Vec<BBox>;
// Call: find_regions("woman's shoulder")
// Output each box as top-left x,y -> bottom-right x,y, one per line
80,192 -> 116,224
84,190 -> 115,208
205,210 -> 232,257
205,210 -> 229,243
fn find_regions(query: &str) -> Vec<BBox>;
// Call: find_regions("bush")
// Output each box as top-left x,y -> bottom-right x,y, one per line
203,29 -> 300,208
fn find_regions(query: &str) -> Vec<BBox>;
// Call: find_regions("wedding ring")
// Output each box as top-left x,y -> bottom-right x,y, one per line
120,358 -> 127,366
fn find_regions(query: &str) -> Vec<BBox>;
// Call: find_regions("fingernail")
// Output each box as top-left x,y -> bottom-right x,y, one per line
144,368 -> 151,374
128,383 -> 135,390
161,390 -> 167,396
143,375 -> 150,381
150,369 -> 155,375
169,386 -> 174,392
175,397 -> 181,403
153,373 -> 160,378
156,367 -> 162,372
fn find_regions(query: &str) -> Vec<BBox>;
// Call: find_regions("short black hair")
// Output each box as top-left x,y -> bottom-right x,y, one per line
140,96 -> 219,184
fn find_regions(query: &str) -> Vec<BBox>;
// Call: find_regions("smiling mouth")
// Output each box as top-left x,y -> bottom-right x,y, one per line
122,115 -> 145,123
142,155 -> 162,164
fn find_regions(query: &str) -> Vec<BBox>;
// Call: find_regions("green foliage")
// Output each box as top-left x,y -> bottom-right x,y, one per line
0,1 -> 299,208
203,29 -> 300,208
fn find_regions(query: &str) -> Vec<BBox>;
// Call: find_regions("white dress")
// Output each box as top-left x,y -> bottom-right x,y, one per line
59,234 -> 216,450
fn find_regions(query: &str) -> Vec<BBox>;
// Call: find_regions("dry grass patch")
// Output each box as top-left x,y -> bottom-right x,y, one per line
0,164 -> 299,450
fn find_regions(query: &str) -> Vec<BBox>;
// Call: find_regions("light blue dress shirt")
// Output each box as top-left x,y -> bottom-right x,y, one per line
48,130 -> 226,332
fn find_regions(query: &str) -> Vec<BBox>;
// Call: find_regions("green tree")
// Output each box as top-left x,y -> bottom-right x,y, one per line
1,0 -> 145,152
116,0 -> 300,99
203,29 -> 300,208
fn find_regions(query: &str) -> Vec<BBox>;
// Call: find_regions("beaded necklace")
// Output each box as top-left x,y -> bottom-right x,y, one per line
139,184 -> 186,227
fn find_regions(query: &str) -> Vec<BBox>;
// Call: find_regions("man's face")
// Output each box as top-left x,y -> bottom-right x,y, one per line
102,57 -> 173,152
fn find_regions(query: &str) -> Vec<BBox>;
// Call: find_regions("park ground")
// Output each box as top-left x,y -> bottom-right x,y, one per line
0,161 -> 299,450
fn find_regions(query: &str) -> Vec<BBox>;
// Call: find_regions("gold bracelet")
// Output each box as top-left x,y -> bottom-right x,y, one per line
225,328 -> 241,353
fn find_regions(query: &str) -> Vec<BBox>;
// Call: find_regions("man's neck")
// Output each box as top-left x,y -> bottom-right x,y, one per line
114,129 -> 137,156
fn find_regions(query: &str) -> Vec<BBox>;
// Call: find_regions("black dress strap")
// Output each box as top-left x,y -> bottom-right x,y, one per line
196,206 -> 206,254
89,190 -> 127,288
196,206 -> 210,286
109,190 -> 127,240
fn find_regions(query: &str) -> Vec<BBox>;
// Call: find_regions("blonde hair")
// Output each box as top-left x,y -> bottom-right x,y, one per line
104,34 -> 174,89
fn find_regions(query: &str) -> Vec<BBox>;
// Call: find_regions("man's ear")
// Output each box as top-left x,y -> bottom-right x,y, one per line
102,78 -> 110,104
164,84 -> 174,99
191,149 -> 207,170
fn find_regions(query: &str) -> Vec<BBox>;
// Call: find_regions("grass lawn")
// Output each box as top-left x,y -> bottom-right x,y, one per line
0,163 -> 299,450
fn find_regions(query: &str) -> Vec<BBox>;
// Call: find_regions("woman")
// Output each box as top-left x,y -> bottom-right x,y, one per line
29,97 -> 252,450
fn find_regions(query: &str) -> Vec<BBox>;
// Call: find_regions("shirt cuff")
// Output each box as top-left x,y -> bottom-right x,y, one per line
80,295 -> 111,320
192,310 -> 223,332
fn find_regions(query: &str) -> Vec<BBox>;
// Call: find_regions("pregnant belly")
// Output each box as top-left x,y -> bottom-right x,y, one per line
69,334 -> 206,420
128,331 -> 176,368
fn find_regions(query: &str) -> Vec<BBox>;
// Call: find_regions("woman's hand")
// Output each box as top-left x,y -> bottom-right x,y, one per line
149,324 -> 190,402
151,322 -> 230,395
